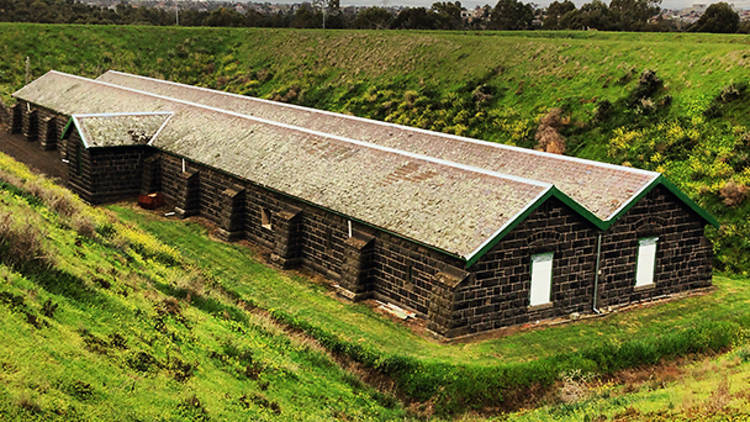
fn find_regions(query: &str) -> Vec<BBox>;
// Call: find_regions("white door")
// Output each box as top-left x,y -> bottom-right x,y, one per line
530,252 -> 554,306
635,237 -> 658,287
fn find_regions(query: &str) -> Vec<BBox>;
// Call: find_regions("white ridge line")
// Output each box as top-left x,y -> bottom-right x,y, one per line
51,71 -> 551,189
74,111 -> 173,118
149,113 -> 175,146
103,69 -> 659,178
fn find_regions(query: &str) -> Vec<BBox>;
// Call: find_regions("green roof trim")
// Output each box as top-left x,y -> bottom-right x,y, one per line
464,188 -> 554,268
465,175 -> 718,269
598,174 -> 719,230
658,176 -> 720,228
61,117 -> 74,140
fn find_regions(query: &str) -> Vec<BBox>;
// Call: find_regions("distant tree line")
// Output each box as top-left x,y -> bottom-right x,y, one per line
0,0 -> 747,33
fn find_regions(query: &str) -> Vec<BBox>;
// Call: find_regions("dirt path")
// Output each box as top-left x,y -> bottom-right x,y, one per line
0,130 -> 67,182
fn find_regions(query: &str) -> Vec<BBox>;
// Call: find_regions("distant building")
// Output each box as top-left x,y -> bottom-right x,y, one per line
9,70 -> 716,338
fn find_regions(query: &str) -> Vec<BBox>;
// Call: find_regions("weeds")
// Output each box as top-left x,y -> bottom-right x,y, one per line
176,395 -> 211,422
0,210 -> 48,268
239,392 -> 282,415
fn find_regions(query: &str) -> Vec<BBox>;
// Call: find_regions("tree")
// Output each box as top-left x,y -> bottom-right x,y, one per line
351,7 -> 394,29
391,7 -> 440,29
690,2 -> 739,33
431,1 -> 465,30
490,0 -> 534,30
543,0 -> 576,29
609,0 -> 661,30
567,0 -> 614,30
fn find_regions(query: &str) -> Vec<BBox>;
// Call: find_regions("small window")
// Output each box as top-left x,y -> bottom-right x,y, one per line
529,252 -> 553,307
261,208 -> 272,230
635,237 -> 658,287
406,265 -> 413,283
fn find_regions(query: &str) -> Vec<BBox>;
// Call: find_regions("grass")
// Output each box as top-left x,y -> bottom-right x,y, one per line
111,204 -> 750,367
0,152 -> 405,420
505,346 -> 750,421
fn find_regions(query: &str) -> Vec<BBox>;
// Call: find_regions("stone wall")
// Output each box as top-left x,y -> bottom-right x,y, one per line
447,188 -> 712,338
451,197 -> 598,337
596,185 -> 713,306
64,130 -> 95,203
88,146 -> 151,204
15,101 -> 67,150
154,151 -> 465,330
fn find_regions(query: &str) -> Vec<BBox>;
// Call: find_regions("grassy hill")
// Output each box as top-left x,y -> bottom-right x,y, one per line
0,24 -> 748,273
1,151 -> 747,419
0,153 -> 405,420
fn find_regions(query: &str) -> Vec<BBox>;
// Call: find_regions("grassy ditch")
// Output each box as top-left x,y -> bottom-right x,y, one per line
111,202 -> 749,417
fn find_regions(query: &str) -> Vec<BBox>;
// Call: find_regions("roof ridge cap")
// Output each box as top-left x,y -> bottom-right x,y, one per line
60,70 -> 552,189
102,69 -> 658,178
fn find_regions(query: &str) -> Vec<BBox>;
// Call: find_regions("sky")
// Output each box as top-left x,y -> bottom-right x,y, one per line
246,0 -> 750,9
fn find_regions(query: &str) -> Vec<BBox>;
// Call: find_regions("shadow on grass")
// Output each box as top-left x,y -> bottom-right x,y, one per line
150,280 -> 249,325
18,262 -> 132,317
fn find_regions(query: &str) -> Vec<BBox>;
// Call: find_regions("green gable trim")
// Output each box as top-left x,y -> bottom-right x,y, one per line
463,186 -> 606,269
599,175 -> 719,230
659,176 -> 719,228
61,117 -> 74,140
464,175 -> 718,269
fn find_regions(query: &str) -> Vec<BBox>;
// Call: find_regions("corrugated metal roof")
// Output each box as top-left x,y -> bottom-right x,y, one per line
72,112 -> 173,148
13,71 -> 551,259
97,70 -> 660,221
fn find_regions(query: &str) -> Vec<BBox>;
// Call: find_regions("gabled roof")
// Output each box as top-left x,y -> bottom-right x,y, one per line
14,71 -> 557,260
62,112 -> 173,148
12,70 -> 718,269
96,70 -> 658,222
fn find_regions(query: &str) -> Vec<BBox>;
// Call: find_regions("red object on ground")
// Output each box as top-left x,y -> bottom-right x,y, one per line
138,192 -> 163,209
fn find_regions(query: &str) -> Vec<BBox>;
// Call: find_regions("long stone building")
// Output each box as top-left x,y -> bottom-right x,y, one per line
7,70 -> 717,338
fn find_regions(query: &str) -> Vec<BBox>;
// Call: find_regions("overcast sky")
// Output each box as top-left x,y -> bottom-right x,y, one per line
250,0 -> 750,10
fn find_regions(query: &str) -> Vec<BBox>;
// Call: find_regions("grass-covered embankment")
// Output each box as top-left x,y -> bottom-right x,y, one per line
111,202 -> 750,416
0,23 -> 749,273
0,152 -> 405,420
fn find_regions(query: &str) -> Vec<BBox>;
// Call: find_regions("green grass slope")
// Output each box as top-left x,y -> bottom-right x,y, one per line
0,151 -> 747,418
0,153 -> 404,421
506,347 -> 750,421
0,24 -> 748,272
111,201 -> 749,416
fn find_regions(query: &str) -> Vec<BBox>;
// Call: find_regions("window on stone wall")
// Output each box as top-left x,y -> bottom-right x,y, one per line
529,252 -> 554,307
261,208 -> 272,230
635,237 -> 658,288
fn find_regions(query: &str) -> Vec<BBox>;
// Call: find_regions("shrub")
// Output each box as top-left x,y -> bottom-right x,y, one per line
719,181 -> 749,207
0,210 -> 48,268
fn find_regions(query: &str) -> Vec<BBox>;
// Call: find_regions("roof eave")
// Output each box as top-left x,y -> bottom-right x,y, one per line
464,175 -> 719,269
463,186 -> 606,269
602,174 -> 719,229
